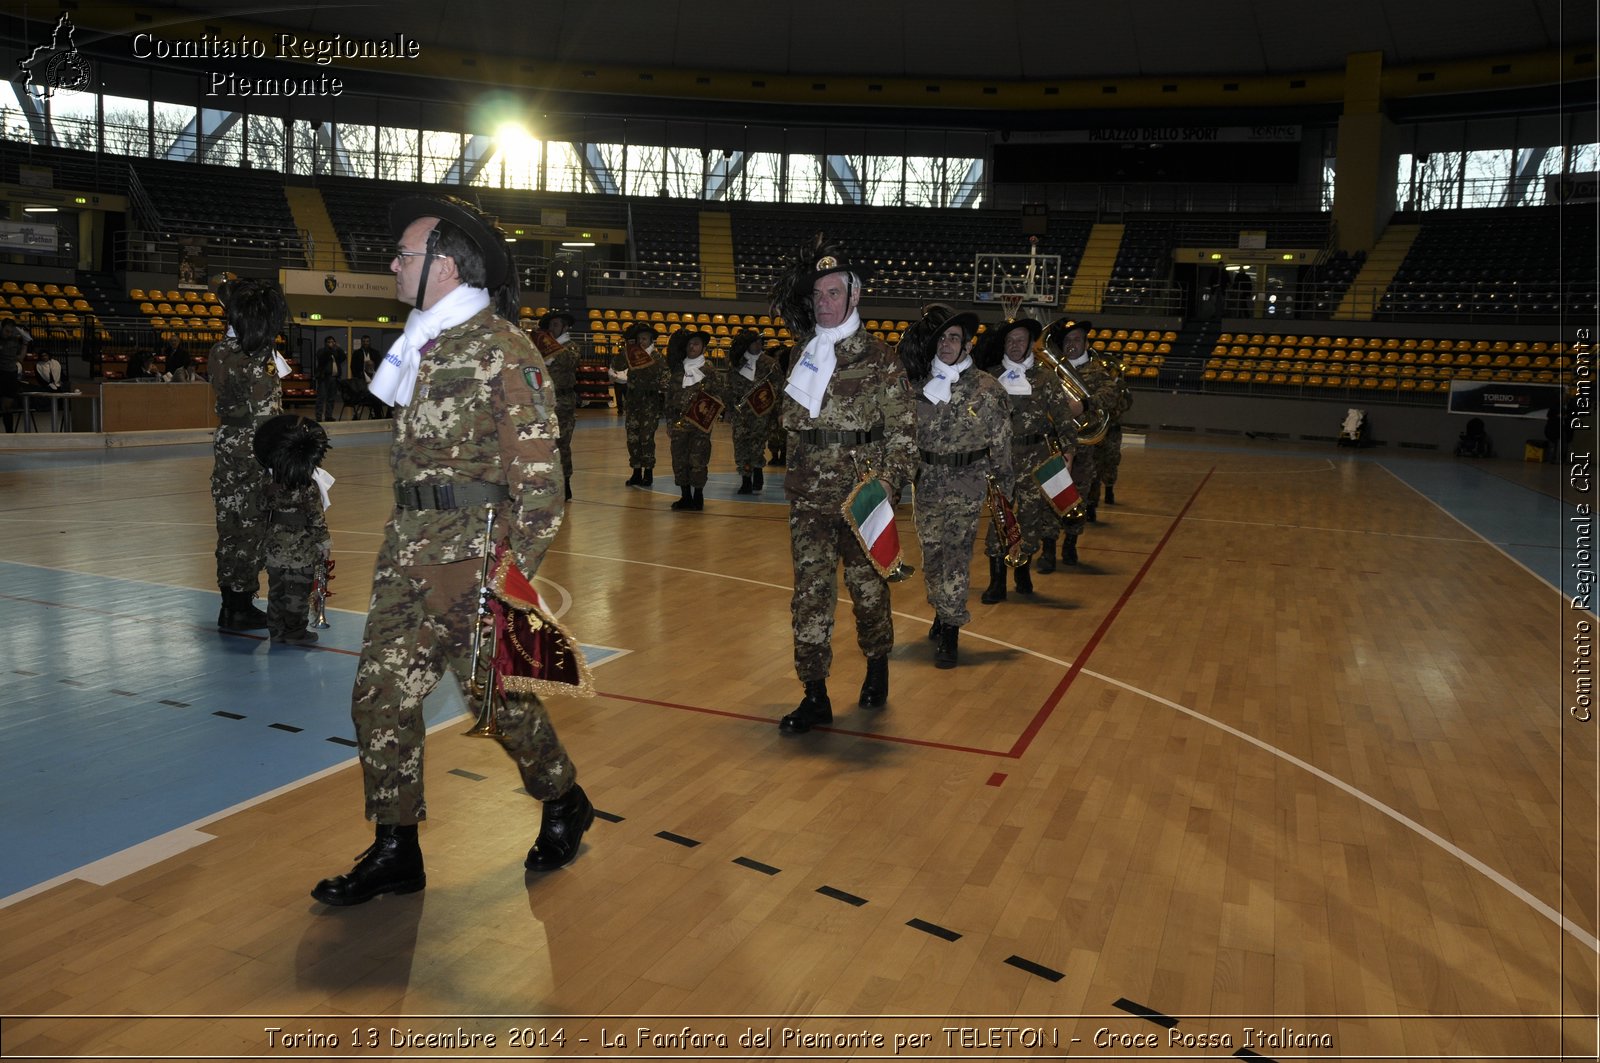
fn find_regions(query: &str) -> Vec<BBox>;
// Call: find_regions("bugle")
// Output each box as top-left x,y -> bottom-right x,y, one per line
985,475 -> 1027,568
310,553 -> 334,629
463,504 -> 505,739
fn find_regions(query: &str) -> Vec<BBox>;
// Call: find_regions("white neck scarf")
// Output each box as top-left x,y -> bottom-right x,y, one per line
1068,350 -> 1092,370
681,354 -> 706,387
38,359 -> 61,387
555,331 -> 571,346
312,467 -> 335,510
785,310 -> 860,418
739,350 -> 760,381
999,354 -> 1034,396
370,285 -> 490,407
923,354 -> 972,406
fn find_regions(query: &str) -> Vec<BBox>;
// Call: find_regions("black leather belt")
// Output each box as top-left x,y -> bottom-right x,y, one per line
219,413 -> 255,428
271,510 -> 309,527
394,482 -> 511,510
919,447 -> 989,467
798,426 -> 883,446
1013,432 -> 1049,446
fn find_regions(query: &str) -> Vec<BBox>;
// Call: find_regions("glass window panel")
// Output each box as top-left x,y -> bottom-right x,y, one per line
628,144 -> 665,197
377,127 -> 418,182
1462,148 -> 1509,208
665,146 -> 703,198
1570,143 -> 1599,174
246,114 -> 286,172
101,93 -> 149,157
546,141 -> 583,193
420,128 -> 461,184
153,101 -> 196,160
48,88 -> 96,150
335,123 -> 375,178
785,154 -> 822,203
743,152 -> 782,202
200,109 -> 243,167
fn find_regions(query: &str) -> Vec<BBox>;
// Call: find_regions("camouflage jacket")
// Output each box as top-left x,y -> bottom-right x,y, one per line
781,327 -> 916,508
532,330 -> 580,414
914,368 -> 1013,502
386,306 -> 564,573
1069,346 -> 1121,422
209,337 -> 282,428
989,358 -> 1079,460
666,360 -> 726,424
725,349 -> 782,416
1096,349 -> 1132,424
611,343 -> 669,395
263,480 -> 330,570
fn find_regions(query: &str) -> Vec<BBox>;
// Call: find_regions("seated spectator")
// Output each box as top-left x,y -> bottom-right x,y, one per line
33,347 -> 67,391
126,350 -> 163,381
166,346 -> 202,382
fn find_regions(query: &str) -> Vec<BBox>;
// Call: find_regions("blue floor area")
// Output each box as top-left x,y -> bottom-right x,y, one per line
0,559 -> 619,898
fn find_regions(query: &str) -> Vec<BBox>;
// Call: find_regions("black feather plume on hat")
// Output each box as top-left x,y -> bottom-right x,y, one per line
768,233 -> 825,335
897,306 -> 949,387
253,414 -> 330,490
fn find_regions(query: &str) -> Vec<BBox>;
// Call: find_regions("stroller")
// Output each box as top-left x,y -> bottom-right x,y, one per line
1454,417 -> 1494,458
1337,407 -> 1369,448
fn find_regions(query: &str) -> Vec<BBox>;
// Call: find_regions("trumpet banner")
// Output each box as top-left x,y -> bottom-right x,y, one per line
489,554 -> 596,699
683,389 -> 726,434
744,378 -> 778,416
843,476 -> 906,580
1032,453 -> 1082,518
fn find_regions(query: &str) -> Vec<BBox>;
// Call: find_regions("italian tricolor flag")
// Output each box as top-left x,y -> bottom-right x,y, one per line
845,477 -> 903,578
1033,454 -> 1081,517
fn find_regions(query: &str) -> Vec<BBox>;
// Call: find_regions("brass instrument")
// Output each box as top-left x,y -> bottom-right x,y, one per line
1037,344 -> 1110,446
310,553 -> 334,629
985,475 -> 1027,568
464,504 -> 505,739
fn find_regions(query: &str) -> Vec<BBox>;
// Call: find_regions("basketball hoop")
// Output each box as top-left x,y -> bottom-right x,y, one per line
1000,291 -> 1025,322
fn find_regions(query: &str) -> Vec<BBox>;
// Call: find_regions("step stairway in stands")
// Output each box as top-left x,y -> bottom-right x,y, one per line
1333,224 -> 1419,321
1065,223 -> 1124,313
283,186 -> 349,272
1155,318 -> 1221,389
698,212 -> 737,301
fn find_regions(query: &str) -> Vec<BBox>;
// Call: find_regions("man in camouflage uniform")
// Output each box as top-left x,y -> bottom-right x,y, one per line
613,321 -> 666,486
312,195 -> 591,907
531,309 -> 580,500
209,278 -> 285,630
1043,317 -> 1116,565
905,306 -> 1011,668
774,243 -> 916,734
1091,347 -> 1132,506
982,317 -> 1078,596
665,327 -> 722,511
725,329 -> 781,494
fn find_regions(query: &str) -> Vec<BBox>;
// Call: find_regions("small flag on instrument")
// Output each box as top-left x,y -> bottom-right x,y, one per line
845,477 -> 903,578
1033,454 -> 1081,517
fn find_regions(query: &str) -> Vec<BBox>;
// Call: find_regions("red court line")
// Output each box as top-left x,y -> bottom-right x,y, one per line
1005,466 -> 1216,759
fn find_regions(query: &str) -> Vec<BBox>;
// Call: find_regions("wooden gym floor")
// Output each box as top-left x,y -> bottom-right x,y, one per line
0,410 -> 1594,1062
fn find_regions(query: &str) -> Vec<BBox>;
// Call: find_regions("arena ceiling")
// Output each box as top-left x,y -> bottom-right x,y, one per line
14,1 -> 1597,127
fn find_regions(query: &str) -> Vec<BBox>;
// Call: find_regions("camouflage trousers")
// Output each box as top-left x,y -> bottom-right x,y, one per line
211,426 -> 269,594
669,423 -> 711,487
556,403 -> 575,483
1063,444 -> 1095,535
624,393 -> 663,469
1091,424 -> 1123,499
731,408 -> 777,474
789,502 -> 895,682
351,553 -> 576,824
267,562 -> 315,638
913,475 -> 983,627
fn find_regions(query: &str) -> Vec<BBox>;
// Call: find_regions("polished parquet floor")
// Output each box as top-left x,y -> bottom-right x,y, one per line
0,410 -> 1594,1062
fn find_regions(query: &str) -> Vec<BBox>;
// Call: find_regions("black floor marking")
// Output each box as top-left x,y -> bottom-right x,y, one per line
326,736 -> 357,747
1112,997 -> 1178,1028
269,723 -> 302,733
732,856 -> 780,876
816,885 -> 866,907
1003,955 -> 1063,982
906,918 -> 960,941
59,679 -> 88,687
655,830 -> 700,848
594,809 -> 623,823
448,768 -> 487,780
160,699 -> 189,708
110,689 -> 138,697
212,711 -> 245,720
14,669 -> 40,676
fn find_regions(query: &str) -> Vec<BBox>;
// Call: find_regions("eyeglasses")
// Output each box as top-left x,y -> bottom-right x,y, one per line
393,249 -> 441,261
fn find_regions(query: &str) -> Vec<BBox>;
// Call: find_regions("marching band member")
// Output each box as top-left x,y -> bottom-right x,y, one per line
531,309 -> 580,500
665,326 -> 723,511
1043,318 -> 1117,556
903,306 -> 1011,668
614,321 -> 666,487
726,329 -> 781,494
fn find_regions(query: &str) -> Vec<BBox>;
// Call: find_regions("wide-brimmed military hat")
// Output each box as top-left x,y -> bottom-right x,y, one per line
1042,316 -> 1093,352
921,303 -> 980,343
991,316 -> 1043,348
728,329 -> 763,359
538,309 -> 576,333
622,321 -> 660,343
389,195 -> 512,289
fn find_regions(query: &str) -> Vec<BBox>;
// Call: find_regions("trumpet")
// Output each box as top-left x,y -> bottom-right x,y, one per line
985,475 -> 1027,568
464,504 -> 505,740
1037,345 -> 1110,446
310,553 -> 334,629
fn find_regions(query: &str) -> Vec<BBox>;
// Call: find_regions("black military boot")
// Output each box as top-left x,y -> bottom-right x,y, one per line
934,624 -> 959,669
752,468 -> 764,490
1063,533 -> 1080,566
736,474 -> 755,495
218,589 -> 269,630
642,467 -> 654,486
780,680 -> 832,734
1013,560 -> 1033,594
671,485 -> 694,510
858,656 -> 888,708
1086,501 -> 1099,524
1036,538 -> 1057,574
691,486 -> 705,510
928,617 -> 944,641
1104,483 -> 1116,505
310,824 -> 425,906
564,476 -> 572,501
525,783 -> 594,871
980,557 -> 1007,604
625,467 -> 643,486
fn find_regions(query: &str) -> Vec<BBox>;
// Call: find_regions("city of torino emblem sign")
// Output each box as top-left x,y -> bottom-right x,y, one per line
324,276 -> 338,294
